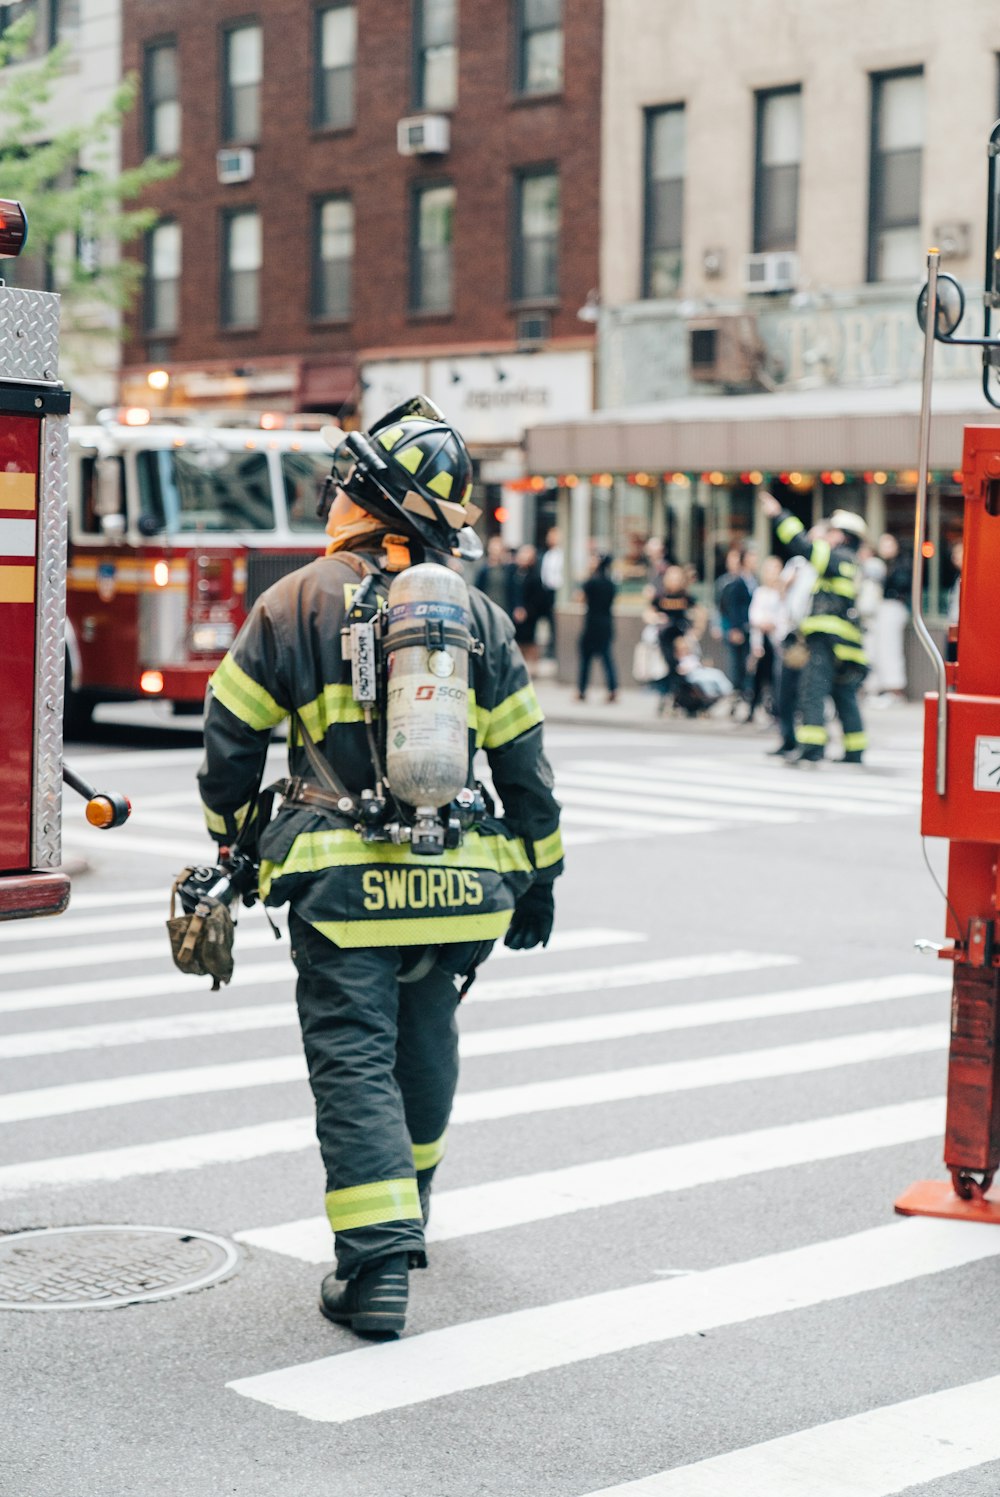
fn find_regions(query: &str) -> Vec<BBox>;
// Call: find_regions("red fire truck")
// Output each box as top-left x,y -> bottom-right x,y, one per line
1,202 -> 130,921
64,412 -> 334,732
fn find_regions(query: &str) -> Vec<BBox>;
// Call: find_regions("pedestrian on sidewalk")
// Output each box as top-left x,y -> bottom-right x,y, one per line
538,526 -> 564,662
577,553 -> 618,702
744,555 -> 784,723
870,533 -> 910,701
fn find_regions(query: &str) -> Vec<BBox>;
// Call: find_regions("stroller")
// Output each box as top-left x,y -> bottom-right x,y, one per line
662,630 -> 732,718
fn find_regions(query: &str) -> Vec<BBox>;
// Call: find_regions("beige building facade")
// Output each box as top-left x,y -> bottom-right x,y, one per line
529,0 -> 1000,630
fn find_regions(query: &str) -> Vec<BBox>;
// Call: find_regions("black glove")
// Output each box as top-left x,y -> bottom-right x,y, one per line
504,882 -> 555,950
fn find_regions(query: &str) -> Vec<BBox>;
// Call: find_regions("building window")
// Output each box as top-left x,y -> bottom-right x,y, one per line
145,221 -> 181,335
868,69 -> 924,283
145,41 -> 180,157
315,4 -> 356,129
223,22 -> 262,144
513,168 -> 559,301
516,0 -> 562,97
411,183 -> 454,313
643,105 -> 685,298
754,87 -> 800,253
414,0 -> 457,111
222,209 -> 261,328
313,196 -> 353,320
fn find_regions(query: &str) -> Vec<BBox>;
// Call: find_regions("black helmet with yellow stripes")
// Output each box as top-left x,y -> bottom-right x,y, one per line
324,395 -> 482,559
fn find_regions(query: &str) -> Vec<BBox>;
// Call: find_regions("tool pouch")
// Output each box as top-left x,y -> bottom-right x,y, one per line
166,870 -> 236,990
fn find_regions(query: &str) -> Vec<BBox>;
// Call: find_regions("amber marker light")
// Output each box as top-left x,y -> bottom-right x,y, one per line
140,670 -> 164,694
85,792 -> 131,829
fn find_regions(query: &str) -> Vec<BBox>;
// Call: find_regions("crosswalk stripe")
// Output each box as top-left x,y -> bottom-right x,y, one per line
226,1217 -> 1000,1423
557,783 -> 803,825
580,1375 -> 1000,1496
558,806 -> 717,836
0,1022 -> 946,1128
63,826 -> 214,861
0,972 -> 944,1063
557,766 -> 913,818
590,757 -> 920,806
234,1095 -> 945,1263
63,887 -> 165,911
0,944 -> 762,1020
0,906 -> 189,944
0,922 -> 283,976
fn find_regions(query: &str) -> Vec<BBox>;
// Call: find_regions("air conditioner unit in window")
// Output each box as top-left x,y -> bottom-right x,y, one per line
742,250 -> 799,294
516,311 -> 551,349
397,115 -> 450,157
688,314 -> 762,387
216,148 -> 255,185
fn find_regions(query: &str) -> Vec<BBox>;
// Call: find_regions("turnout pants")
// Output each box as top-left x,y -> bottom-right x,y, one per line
289,908 -> 483,1279
795,635 -> 867,756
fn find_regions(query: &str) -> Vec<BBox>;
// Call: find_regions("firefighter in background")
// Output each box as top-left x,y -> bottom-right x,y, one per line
197,400 -> 562,1338
760,491 -> 869,764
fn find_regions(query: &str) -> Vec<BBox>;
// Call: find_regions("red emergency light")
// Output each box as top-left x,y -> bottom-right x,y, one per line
0,200 -> 28,259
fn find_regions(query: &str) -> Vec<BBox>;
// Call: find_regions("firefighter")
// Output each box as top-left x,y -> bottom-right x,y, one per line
197,399 -> 563,1338
759,491 -> 869,764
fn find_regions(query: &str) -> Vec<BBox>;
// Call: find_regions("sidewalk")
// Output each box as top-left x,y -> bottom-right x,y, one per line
533,676 -> 925,748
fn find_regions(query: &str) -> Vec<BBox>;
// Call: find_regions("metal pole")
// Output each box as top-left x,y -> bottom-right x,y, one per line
912,249 -> 949,796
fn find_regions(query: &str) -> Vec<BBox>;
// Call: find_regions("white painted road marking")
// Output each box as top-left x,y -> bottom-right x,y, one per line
580,1375 -> 1000,1495
0,972 -> 944,1062
0,1022 -> 946,1129
235,1095 -> 945,1262
226,1218 -> 1000,1423
0,948 -> 795,1018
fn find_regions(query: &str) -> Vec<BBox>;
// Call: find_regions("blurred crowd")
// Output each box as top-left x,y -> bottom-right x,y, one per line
475,519 -> 958,742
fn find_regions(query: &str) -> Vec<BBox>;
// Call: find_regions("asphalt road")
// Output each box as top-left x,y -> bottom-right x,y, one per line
3,703 -> 998,1497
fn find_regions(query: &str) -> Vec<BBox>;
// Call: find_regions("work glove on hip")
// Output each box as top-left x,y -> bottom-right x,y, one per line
504,882 -> 554,950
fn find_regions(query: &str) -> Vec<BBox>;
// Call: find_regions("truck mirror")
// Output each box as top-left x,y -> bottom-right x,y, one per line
94,457 -> 122,517
137,513 -> 162,537
917,273 -> 965,338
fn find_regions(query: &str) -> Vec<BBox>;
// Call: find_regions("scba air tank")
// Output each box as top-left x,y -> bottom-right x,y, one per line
384,563 -> 472,811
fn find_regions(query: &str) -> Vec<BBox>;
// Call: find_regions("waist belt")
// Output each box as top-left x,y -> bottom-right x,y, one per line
276,776 -> 355,820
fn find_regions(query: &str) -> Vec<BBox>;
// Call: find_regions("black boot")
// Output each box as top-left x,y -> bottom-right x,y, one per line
836,750 -> 864,764
319,1253 -> 409,1337
767,741 -> 796,757
418,1178 -> 432,1226
785,745 -> 824,765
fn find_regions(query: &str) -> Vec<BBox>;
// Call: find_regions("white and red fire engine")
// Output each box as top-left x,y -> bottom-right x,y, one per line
64,411 -> 333,730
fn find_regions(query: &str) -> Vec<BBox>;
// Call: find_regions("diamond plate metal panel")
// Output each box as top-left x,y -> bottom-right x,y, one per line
32,412 -> 68,870
0,286 -> 61,382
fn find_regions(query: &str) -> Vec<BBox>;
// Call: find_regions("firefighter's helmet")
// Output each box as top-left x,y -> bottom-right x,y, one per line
829,509 -> 869,544
324,396 -> 481,558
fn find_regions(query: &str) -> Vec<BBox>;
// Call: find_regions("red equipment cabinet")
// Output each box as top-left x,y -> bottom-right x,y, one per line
0,275 -> 73,920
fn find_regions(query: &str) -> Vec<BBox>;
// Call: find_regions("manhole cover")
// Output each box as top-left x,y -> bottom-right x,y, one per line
0,1225 -> 239,1310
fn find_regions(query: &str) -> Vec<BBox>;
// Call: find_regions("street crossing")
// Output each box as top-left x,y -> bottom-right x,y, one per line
6,735 -> 996,1496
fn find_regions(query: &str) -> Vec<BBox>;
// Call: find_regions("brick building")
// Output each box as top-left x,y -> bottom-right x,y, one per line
120,0 -> 601,539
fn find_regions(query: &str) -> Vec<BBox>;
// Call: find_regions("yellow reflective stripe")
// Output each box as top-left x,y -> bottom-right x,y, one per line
815,577 -> 855,598
534,827 -> 564,870
796,724 -> 827,745
809,539 -> 831,575
396,445 -> 423,474
467,688 -> 490,747
377,425 -> 405,450
843,731 -> 868,751
259,827 -> 532,898
210,655 -> 287,732
313,910 -> 514,947
838,561 -> 858,578
412,1133 -> 447,1171
776,515 -> 803,544
426,469 -> 453,499
833,644 -> 869,665
202,801 -> 228,836
297,683 -> 366,740
485,684 -> 544,749
801,615 -> 862,643
325,1177 -> 421,1232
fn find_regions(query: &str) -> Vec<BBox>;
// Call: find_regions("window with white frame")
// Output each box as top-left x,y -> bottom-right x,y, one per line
145,40 -> 180,157
415,0 -> 457,111
222,209 -> 261,328
146,220 -> 181,335
514,168 -> 559,301
315,4 -> 356,129
313,196 -> 353,319
223,23 -> 262,143
412,183 -> 455,313
643,105 -> 685,297
516,0 -> 562,96
868,69 -> 924,282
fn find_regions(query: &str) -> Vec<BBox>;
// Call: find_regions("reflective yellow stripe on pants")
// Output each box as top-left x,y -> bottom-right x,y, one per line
325,1177 -> 422,1232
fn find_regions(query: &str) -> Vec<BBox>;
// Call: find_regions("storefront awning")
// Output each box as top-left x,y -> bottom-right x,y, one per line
525,380 -> 1000,475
